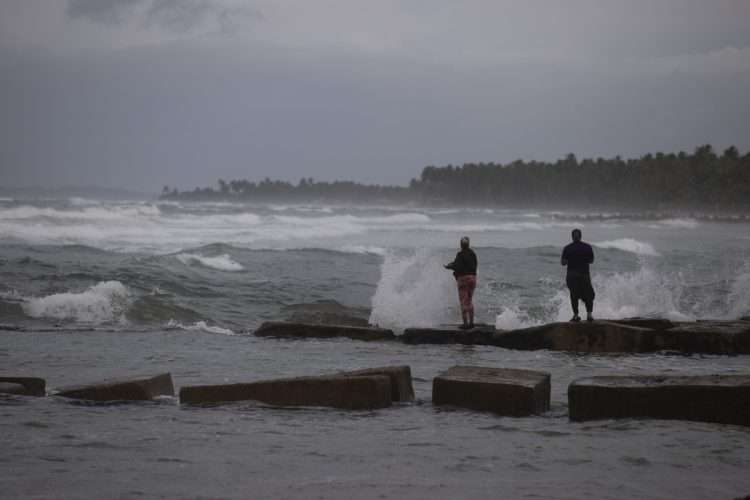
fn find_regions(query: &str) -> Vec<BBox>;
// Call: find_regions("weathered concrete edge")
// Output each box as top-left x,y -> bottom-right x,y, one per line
179,374 -> 393,410
338,366 -> 415,402
0,376 -> 46,396
253,321 -> 396,341
55,373 -> 175,401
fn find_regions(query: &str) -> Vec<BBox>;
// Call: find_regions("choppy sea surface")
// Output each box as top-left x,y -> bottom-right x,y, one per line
1,197 -> 749,499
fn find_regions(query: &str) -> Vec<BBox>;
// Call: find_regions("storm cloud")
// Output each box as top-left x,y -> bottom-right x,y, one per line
0,1 -> 748,192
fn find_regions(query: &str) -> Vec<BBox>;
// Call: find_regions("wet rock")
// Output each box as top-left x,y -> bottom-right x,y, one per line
569,375 -> 750,426
0,377 -> 45,396
338,366 -> 415,402
254,321 -> 395,342
401,325 -> 496,345
491,321 -> 655,353
282,300 -> 371,327
56,373 -> 174,402
180,374 -> 392,410
432,366 -> 550,416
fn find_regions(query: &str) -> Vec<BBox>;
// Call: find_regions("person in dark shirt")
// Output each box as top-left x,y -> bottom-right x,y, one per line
444,236 -> 478,329
561,228 -> 595,322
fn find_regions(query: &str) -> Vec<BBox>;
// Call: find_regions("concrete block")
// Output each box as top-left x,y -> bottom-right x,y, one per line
254,321 -> 395,342
339,366 -> 415,402
492,321 -> 658,353
56,373 -> 174,402
568,375 -> 750,426
432,366 -> 550,416
180,374 -> 392,410
401,325 -> 496,345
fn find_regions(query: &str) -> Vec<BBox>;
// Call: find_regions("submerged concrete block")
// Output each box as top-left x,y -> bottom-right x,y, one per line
568,375 -> 750,426
0,377 -> 46,396
180,374 -> 392,410
56,373 -> 174,402
339,366 -> 415,402
254,321 -> 395,342
432,366 -> 550,416
401,325 -> 496,345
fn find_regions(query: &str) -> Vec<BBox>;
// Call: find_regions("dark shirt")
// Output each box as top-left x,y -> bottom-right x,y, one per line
561,241 -> 594,276
446,248 -> 478,277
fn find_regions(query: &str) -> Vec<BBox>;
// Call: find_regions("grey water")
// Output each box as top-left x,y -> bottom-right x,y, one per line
1,198 -> 749,499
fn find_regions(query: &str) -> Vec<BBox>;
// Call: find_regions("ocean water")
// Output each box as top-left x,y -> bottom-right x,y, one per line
1,198 -> 749,499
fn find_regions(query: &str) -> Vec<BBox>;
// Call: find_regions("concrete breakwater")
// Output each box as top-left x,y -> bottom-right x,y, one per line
254,318 -> 750,355
3,366 -> 750,427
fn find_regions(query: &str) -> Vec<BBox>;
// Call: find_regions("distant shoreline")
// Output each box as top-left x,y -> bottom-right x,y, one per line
160,144 -> 750,213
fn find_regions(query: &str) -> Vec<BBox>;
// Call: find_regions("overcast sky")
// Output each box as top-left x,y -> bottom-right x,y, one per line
1,0 -> 749,192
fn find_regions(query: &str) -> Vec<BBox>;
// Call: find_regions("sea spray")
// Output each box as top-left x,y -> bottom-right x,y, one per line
495,261 -> 693,327
22,281 -> 131,323
369,249 -> 457,331
589,263 -> 691,321
727,260 -> 750,319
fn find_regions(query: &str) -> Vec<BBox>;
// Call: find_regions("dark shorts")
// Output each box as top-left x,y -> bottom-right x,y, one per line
566,273 -> 595,303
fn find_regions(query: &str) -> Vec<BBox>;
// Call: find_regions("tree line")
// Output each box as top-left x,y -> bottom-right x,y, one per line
162,144 -> 750,210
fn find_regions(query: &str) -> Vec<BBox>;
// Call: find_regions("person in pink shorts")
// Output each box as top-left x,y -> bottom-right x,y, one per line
444,236 -> 478,329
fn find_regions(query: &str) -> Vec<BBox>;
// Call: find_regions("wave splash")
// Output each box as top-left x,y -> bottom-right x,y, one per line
369,249 -> 457,331
21,281 -> 131,324
175,253 -> 244,271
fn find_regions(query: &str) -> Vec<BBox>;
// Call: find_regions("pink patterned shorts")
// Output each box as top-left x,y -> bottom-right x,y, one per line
456,275 -> 477,314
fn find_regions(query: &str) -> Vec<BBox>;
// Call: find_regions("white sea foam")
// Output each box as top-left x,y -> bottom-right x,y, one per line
21,281 -> 131,323
68,197 -> 100,207
166,319 -> 236,335
176,253 -> 244,271
0,204 -> 160,221
430,221 -> 570,233
594,238 -> 660,256
649,218 -> 699,229
369,249 -> 457,331
340,245 -> 387,256
495,305 -> 542,330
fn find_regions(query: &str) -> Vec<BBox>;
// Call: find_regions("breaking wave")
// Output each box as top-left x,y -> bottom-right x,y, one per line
21,281 -> 131,324
648,218 -> 700,229
340,245 -> 387,256
369,249 -> 457,331
594,238 -> 660,256
165,319 -> 236,336
175,253 -> 244,271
